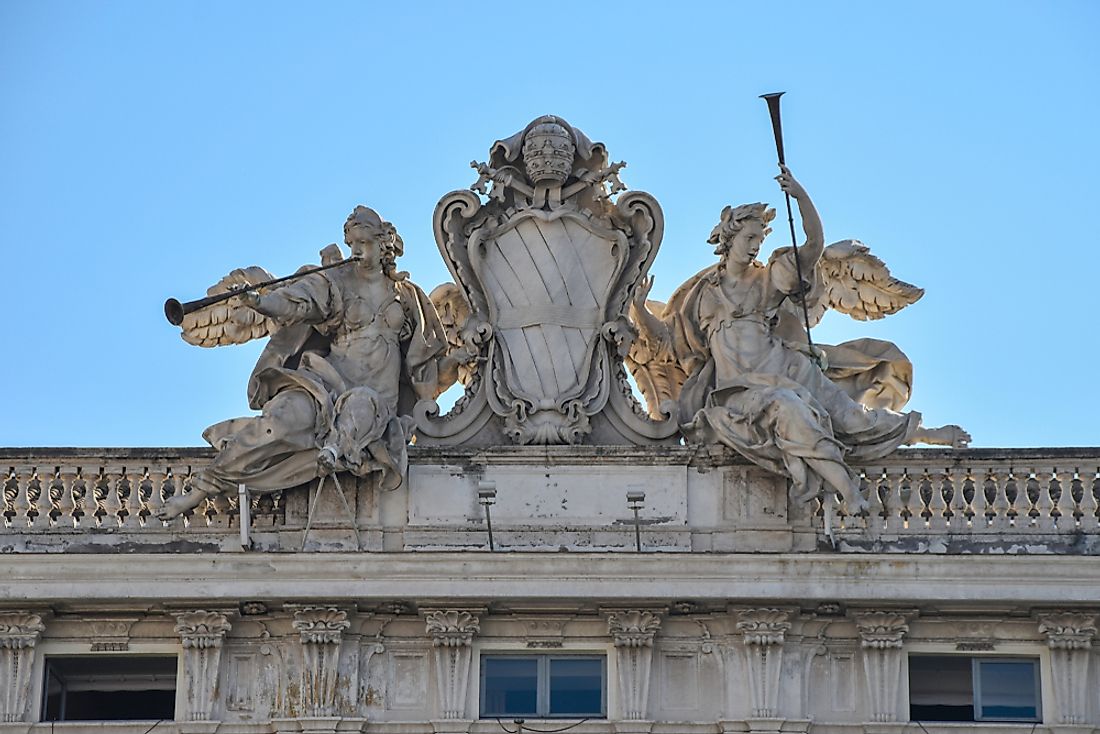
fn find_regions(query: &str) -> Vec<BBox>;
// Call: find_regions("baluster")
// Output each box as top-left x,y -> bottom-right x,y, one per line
865,468 -> 885,537
101,466 -> 124,528
970,468 -> 990,532
1033,469 -> 1055,532
1054,468 -> 1077,532
12,466 -> 34,528
146,467 -> 168,525
946,465 -> 967,532
901,469 -> 922,531
80,467 -> 102,528
882,467 -> 904,534
926,469 -> 948,533
989,467 -> 1010,531
2,467 -> 14,526
122,467 -> 145,529
208,491 -> 231,527
56,466 -> 78,528
29,467 -> 54,530
1080,467 -> 1100,531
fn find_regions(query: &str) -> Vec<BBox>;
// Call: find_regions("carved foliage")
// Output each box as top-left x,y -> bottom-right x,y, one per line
736,609 -> 791,719
852,610 -> 913,723
293,607 -> 350,717
425,610 -> 481,719
175,611 -> 232,721
607,609 -> 663,720
0,612 -> 45,723
1038,611 -> 1097,724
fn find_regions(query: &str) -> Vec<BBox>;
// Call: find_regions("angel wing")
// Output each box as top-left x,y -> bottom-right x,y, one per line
428,282 -> 476,385
625,299 -> 690,420
179,266 -> 278,347
801,239 -> 924,327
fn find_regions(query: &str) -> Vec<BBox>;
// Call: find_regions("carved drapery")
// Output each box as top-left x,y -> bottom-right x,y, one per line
174,611 -> 232,721
1038,611 -> 1097,725
851,610 -> 912,723
607,609 -> 663,720
735,609 -> 791,719
0,612 -> 45,723
425,610 -> 481,720
293,607 -> 351,717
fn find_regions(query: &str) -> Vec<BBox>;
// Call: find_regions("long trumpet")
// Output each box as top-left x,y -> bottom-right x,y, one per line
163,257 -> 359,326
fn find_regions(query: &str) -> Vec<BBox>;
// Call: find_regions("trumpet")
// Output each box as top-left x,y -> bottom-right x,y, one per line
163,257 -> 359,326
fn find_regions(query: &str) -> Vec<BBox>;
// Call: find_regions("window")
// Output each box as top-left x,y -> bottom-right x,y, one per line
480,655 -> 605,719
908,655 -> 1040,723
42,656 -> 177,721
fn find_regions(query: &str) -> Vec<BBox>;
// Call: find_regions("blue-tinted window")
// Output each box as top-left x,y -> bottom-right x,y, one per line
908,655 -> 1040,723
481,655 -> 605,719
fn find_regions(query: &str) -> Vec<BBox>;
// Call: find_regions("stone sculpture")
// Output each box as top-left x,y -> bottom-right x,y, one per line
158,206 -> 470,519
629,166 -> 969,511
417,115 -> 677,446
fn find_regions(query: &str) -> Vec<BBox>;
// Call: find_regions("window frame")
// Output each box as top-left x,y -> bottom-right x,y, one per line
479,653 -> 607,720
907,653 -> 1042,724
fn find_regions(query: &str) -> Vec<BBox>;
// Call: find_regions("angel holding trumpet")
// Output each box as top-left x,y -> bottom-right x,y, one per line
629,165 -> 969,512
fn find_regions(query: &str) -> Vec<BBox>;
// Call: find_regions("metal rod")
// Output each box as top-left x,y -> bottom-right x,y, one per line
164,256 -> 360,326
485,503 -> 495,552
760,92 -> 815,351
632,506 -> 642,553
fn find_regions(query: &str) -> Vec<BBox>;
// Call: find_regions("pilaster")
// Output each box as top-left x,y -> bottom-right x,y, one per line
606,609 -> 663,721
424,608 -> 482,724
851,610 -> 914,725
292,607 -> 351,718
736,608 -> 792,720
174,610 -> 233,722
0,612 -> 45,723
1037,611 -> 1097,726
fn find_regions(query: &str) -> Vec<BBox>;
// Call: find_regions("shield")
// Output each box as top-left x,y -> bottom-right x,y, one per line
469,209 -> 627,406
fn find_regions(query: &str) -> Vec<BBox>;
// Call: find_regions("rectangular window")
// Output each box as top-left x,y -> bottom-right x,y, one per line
42,656 -> 177,722
908,655 -> 1040,723
481,655 -> 605,719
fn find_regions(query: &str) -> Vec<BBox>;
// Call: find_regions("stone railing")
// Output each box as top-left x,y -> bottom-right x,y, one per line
1,446 -> 1097,554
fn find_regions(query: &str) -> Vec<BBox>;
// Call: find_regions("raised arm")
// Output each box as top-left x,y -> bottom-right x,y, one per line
240,273 -> 332,326
776,165 -> 824,270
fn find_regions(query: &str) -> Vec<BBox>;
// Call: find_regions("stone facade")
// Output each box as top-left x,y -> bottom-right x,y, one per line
0,445 -> 1097,733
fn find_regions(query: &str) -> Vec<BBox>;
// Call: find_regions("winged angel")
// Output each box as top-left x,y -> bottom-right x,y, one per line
629,167 -> 969,511
157,206 -> 469,520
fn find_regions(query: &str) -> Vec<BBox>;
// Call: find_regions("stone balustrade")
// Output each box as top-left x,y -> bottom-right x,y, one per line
2,446 -> 1097,554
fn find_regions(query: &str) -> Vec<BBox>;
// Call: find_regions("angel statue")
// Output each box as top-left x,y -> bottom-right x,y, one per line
157,206 -> 470,520
629,166 -> 969,512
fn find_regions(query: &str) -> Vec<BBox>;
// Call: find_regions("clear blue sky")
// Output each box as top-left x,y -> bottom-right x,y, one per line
1,1 -> 1097,448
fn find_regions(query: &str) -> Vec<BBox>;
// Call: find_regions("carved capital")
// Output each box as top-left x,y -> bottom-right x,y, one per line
293,607 -> 351,645
175,611 -> 232,649
736,608 -> 791,646
0,612 -> 45,649
852,611 -> 912,649
425,609 -> 481,647
607,609 -> 663,648
1038,611 -> 1097,650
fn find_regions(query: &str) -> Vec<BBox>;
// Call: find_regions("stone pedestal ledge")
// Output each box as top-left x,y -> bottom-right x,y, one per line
611,721 -> 653,734
177,722 -> 219,734
861,723 -> 907,734
430,719 -> 473,734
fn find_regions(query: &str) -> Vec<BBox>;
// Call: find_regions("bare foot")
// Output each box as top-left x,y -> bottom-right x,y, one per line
155,491 -> 208,521
909,424 -> 972,449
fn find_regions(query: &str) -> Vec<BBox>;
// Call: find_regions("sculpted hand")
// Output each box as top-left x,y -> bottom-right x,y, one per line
632,275 -> 655,313
240,290 -> 263,309
775,164 -> 808,200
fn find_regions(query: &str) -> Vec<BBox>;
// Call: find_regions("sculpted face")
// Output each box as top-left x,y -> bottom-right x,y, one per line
344,206 -> 386,263
724,218 -> 768,265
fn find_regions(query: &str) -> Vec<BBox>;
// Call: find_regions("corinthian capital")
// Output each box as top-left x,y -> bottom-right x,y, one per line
1038,611 -> 1098,650
174,611 -> 232,649
293,607 -> 351,645
852,610 -> 914,650
0,612 -> 45,649
606,609 -> 663,648
736,608 -> 791,646
424,609 -> 481,647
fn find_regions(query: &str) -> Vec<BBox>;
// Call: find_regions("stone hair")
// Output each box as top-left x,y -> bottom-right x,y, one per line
707,202 -> 776,245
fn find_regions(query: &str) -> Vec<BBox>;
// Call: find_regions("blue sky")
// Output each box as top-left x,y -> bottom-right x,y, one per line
1,1 -> 1097,448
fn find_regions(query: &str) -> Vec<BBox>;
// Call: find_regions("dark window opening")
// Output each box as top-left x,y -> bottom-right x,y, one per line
42,656 -> 177,721
481,655 -> 605,719
908,655 -> 1040,723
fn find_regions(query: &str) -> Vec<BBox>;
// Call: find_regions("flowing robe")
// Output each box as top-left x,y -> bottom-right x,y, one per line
191,268 -> 449,497
669,250 -> 920,498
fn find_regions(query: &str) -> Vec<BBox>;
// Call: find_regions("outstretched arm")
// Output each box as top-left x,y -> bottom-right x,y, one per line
776,165 -> 824,270
240,274 -> 330,325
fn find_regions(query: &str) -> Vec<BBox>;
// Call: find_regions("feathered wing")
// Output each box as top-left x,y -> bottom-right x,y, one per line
428,282 -> 476,385
803,239 -> 924,326
179,266 -> 277,347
